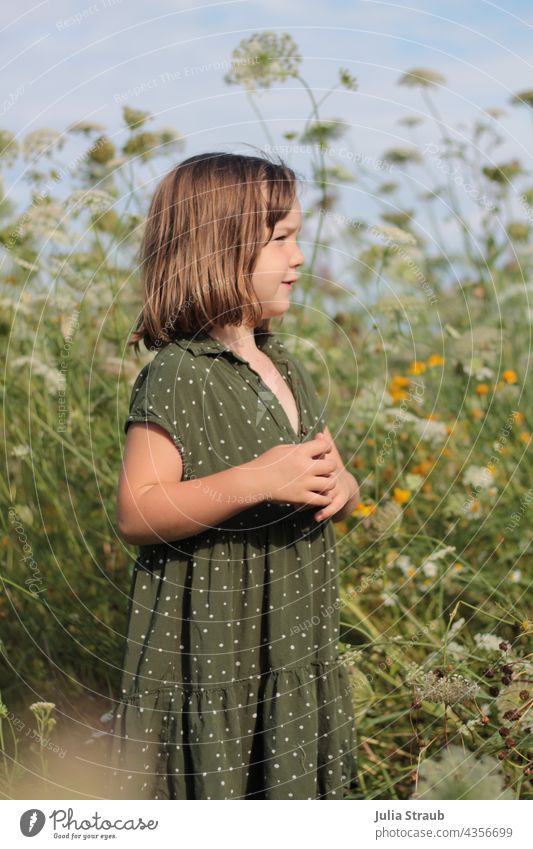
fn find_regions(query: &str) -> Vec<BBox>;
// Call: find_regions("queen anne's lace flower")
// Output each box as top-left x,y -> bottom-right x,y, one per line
413,745 -> 513,800
399,67 -> 446,88
63,189 -> 115,215
224,32 -> 301,91
414,670 -> 480,705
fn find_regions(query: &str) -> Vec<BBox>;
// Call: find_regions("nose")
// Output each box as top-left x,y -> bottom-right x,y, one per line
291,244 -> 305,268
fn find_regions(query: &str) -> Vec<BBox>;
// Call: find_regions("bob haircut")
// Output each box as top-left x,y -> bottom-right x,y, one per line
128,151 -> 301,353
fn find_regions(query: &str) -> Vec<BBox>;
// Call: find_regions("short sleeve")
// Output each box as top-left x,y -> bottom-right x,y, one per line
124,359 -> 186,456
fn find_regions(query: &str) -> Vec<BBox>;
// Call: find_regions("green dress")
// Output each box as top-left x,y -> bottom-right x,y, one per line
107,328 -> 359,800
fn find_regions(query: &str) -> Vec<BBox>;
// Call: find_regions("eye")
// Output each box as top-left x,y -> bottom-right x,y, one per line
274,235 -> 287,241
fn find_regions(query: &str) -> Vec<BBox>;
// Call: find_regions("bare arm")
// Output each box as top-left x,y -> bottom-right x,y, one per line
116,422 -> 270,545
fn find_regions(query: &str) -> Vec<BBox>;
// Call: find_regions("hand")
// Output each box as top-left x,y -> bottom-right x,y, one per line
312,432 -> 359,523
250,434 -> 338,510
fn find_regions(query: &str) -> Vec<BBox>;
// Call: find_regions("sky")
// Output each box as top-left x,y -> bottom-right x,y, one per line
2,0 -> 533,273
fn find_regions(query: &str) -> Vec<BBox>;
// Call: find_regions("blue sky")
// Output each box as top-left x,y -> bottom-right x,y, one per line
3,1 -> 533,143
2,0 -> 533,263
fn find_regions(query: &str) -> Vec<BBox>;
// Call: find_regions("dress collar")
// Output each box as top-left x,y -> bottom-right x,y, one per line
172,328 -> 289,363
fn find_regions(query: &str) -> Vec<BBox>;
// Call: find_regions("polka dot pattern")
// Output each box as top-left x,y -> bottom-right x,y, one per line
106,330 -> 359,800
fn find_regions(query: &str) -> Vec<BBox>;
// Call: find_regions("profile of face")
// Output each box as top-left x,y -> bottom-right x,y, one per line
251,195 -> 305,319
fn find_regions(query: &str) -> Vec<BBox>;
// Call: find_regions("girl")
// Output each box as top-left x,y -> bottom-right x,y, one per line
107,152 -> 361,800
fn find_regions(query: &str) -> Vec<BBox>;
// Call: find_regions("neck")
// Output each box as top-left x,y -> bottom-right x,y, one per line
206,324 -> 259,358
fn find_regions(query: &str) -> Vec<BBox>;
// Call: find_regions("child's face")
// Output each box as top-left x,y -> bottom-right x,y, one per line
251,198 -> 305,319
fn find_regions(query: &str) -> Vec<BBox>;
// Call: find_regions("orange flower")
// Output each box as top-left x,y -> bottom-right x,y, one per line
453,562 -> 463,572
390,375 -> 410,388
334,521 -> 349,534
393,487 -> 411,504
519,432 -> 531,444
513,411 -> 524,425
502,369 -> 518,384
352,502 -> 376,517
408,361 -> 426,375
475,384 -> 489,395
390,389 -> 409,403
351,457 -> 365,469
412,460 -> 432,475
471,407 -> 484,420
426,354 -> 444,367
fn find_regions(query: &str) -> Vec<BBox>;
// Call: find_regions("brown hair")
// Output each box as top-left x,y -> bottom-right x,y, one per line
128,151 -> 301,353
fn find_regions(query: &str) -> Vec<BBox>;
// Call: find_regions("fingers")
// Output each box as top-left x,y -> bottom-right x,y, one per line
306,435 -> 333,457
293,491 -> 335,511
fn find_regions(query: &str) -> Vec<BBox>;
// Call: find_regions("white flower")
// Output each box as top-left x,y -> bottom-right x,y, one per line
510,569 -> 521,582
11,355 -> 66,394
474,633 -> 504,652
422,560 -> 438,577
425,545 -> 456,563
448,616 -> 466,638
381,591 -> 397,607
446,640 -> 468,660
458,718 -> 480,735
10,444 -> 30,458
395,555 -> 413,575
395,411 -> 447,445
463,465 -> 494,490
63,189 -> 115,215
371,224 -> 417,246
405,473 -> 424,491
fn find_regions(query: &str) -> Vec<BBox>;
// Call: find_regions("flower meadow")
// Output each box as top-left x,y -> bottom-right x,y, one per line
0,32 -> 531,800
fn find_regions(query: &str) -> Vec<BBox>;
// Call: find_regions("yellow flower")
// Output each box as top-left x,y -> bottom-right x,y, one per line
406,567 -> 416,578
393,487 -> 411,504
475,384 -> 489,395
390,389 -> 409,402
519,432 -> 531,444
487,463 -> 497,475
426,354 -> 444,367
453,562 -> 463,571
390,375 -> 410,387
422,578 -> 432,587
413,460 -> 432,475
520,619 -> 530,633
352,502 -> 376,517
513,411 -> 524,425
502,369 -> 518,384
408,360 -> 426,375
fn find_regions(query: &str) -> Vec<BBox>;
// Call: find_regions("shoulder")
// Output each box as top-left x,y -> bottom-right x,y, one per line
130,342 -> 197,389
